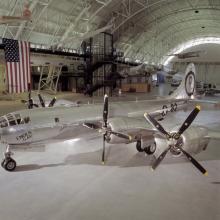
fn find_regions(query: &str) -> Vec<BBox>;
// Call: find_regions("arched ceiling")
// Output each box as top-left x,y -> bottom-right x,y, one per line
0,0 -> 220,63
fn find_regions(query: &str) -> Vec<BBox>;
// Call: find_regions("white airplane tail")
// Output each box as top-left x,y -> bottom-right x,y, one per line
169,63 -> 196,100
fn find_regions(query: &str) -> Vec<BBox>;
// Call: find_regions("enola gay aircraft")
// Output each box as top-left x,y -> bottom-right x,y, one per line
0,63 -> 218,173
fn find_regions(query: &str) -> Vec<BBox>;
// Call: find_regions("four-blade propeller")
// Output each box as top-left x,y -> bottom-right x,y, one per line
144,106 -> 208,176
101,94 -> 131,164
21,89 -> 38,109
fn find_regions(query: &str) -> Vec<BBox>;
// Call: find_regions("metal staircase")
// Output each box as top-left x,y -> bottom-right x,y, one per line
84,32 -> 116,96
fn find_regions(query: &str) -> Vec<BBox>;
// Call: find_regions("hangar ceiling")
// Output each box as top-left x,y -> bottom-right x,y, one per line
0,0 -> 220,64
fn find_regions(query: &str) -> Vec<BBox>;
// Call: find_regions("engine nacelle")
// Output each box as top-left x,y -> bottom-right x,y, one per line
154,126 -> 209,158
106,117 -> 148,144
181,126 -> 209,154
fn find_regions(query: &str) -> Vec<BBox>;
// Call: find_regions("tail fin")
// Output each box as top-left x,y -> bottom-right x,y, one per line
169,63 -> 196,100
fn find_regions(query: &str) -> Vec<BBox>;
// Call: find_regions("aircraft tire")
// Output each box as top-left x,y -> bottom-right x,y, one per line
173,103 -> 177,111
1,159 -> 5,168
136,140 -> 144,152
3,158 -> 16,171
144,142 -> 156,155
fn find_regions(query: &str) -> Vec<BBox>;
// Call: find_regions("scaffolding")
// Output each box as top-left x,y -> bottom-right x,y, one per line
37,65 -> 62,94
84,32 -> 115,96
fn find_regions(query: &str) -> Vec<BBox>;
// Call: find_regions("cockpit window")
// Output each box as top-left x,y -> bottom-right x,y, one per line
0,117 -> 8,128
0,113 -> 30,128
15,114 -> 23,124
6,114 -> 17,126
24,117 -> 30,124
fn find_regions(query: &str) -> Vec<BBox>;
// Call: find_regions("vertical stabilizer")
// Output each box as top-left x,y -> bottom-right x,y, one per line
169,63 -> 196,100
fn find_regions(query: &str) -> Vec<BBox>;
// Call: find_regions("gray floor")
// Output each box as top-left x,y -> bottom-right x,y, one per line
0,85 -> 219,220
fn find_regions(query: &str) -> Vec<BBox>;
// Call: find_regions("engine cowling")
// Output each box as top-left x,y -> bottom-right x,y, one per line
181,126 -> 209,154
154,126 -> 209,158
106,117 -> 149,144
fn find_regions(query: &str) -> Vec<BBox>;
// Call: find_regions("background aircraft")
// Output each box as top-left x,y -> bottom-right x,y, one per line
119,63 -> 178,79
0,4 -> 31,25
167,50 -> 204,59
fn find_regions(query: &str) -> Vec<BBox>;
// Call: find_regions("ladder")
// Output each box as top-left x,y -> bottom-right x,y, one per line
38,65 -> 62,94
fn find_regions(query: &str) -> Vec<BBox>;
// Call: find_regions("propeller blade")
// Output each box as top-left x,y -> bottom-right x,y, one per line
28,91 -> 31,100
38,94 -> 45,107
151,146 -> 171,170
175,106 -> 200,138
144,113 -> 171,139
48,97 -> 56,107
28,87 -> 31,100
110,131 -> 132,140
28,99 -> 33,109
103,94 -> 108,127
102,133 -> 106,164
176,146 -> 208,175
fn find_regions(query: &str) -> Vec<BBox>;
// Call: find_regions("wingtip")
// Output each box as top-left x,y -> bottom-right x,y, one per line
204,171 -> 208,176
196,105 -> 201,111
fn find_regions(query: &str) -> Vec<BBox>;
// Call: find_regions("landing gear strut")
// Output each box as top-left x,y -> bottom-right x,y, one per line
1,145 -> 16,171
136,140 -> 156,155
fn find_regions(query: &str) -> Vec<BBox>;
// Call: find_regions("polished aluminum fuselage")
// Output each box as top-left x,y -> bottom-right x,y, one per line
0,98 -> 187,145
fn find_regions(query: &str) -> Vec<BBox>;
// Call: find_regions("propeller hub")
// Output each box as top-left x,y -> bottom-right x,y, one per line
169,133 -> 183,156
167,137 -> 177,147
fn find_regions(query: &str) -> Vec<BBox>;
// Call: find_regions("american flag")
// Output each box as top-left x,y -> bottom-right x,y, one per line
3,38 -> 31,93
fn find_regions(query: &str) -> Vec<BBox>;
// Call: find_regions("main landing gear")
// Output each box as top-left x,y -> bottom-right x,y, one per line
1,145 -> 16,171
136,140 -> 156,155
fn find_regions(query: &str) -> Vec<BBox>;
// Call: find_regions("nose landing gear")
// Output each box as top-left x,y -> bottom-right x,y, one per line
1,145 -> 16,171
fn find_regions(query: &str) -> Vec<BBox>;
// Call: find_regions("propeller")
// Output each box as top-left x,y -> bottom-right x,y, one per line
48,97 -> 57,107
21,92 -> 56,108
144,106 -> 208,176
101,94 -> 131,164
102,94 -> 108,164
38,94 -> 56,108
21,88 -> 38,109
38,94 -> 45,107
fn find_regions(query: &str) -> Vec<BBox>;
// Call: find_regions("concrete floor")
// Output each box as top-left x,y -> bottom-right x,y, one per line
0,85 -> 219,220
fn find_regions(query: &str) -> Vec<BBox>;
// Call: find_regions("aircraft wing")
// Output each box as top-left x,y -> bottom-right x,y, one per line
83,116 -> 158,142
189,99 -> 220,109
53,99 -> 81,107
205,130 -> 220,140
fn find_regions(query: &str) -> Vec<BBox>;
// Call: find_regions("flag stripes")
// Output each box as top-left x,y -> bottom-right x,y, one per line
3,38 -> 31,93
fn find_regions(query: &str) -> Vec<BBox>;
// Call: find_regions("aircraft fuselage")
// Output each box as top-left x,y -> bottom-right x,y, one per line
0,98 -> 187,146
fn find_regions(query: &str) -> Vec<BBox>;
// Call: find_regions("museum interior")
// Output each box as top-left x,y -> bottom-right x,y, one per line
0,1 -> 219,220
